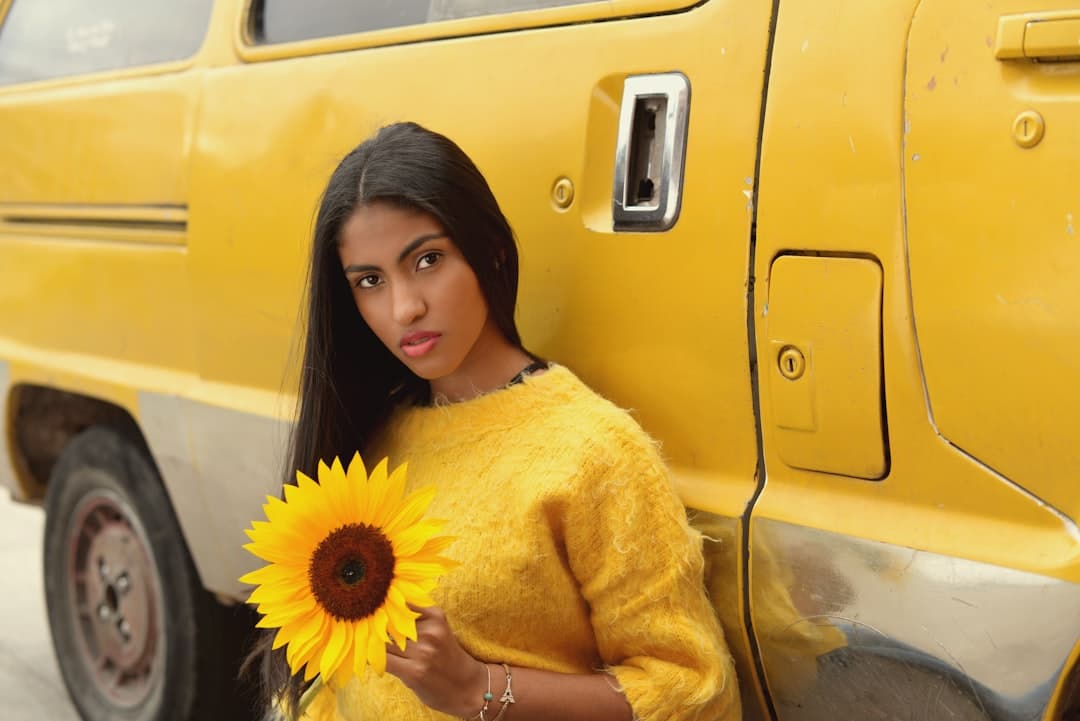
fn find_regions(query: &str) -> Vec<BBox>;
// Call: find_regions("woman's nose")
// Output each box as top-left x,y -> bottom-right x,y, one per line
392,283 -> 426,326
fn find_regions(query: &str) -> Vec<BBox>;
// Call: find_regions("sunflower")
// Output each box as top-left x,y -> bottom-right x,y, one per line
240,453 -> 456,688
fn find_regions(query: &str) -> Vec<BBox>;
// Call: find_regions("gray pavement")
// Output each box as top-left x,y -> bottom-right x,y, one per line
0,491 -> 81,721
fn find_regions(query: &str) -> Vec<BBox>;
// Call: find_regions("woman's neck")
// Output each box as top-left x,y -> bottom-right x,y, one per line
428,320 -> 535,404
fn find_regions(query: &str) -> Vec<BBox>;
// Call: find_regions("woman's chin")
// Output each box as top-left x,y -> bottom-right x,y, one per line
400,356 -> 455,383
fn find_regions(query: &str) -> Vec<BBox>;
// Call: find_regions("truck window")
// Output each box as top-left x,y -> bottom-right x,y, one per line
0,0 -> 213,86
251,0 -> 597,44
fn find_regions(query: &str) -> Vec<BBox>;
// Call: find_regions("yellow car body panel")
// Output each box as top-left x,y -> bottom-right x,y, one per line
2,0 -> 1080,718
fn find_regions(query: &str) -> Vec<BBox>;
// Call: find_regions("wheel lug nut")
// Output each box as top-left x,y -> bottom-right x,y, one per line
118,619 -> 131,641
116,573 -> 130,593
97,604 -> 111,621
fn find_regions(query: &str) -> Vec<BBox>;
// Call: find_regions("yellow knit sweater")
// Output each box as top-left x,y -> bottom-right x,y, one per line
304,365 -> 740,721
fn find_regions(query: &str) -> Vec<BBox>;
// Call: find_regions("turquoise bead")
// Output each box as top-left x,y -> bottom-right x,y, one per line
483,693 -> 494,701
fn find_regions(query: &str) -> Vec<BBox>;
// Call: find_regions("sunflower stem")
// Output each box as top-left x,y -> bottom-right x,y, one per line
296,675 -> 324,719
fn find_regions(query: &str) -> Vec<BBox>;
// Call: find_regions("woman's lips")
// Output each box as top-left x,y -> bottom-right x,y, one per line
401,332 -> 441,358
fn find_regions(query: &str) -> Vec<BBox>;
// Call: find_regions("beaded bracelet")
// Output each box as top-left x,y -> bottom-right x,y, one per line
490,663 -> 516,721
464,664 -> 493,721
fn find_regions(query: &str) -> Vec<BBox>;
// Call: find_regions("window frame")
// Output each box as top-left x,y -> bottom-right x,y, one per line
235,0 -> 705,63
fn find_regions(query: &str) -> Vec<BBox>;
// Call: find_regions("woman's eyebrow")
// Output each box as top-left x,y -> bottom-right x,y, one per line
395,233 -> 447,263
343,233 -> 448,275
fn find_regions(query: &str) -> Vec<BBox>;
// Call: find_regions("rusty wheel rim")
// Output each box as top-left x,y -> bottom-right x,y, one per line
65,488 -> 165,708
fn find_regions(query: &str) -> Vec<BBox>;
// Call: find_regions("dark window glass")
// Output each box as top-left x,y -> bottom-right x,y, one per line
252,0 -> 595,45
0,0 -> 213,86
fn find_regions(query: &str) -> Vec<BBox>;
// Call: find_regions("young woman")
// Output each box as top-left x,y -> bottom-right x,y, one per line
254,122 -> 740,721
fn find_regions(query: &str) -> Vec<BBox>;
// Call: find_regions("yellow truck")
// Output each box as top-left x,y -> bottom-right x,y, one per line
2,1 -> 1078,720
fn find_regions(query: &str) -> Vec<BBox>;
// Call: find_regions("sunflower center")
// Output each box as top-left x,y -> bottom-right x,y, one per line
309,523 -> 396,621
339,558 -> 366,586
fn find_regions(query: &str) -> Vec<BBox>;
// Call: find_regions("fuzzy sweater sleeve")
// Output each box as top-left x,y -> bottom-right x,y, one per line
564,422 -> 741,721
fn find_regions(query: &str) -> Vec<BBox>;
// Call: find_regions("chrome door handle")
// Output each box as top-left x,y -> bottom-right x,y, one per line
612,73 -> 690,231
995,11 -> 1080,61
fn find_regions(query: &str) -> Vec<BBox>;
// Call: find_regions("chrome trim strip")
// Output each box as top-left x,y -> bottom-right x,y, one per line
0,360 -> 16,497
612,72 -> 691,231
752,519 -> 1080,721
138,392 -> 290,597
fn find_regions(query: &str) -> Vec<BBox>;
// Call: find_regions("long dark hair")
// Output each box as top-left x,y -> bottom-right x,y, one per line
243,122 -> 526,716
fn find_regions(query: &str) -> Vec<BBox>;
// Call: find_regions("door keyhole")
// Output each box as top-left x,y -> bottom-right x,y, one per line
778,346 -> 806,380
1013,110 -> 1045,148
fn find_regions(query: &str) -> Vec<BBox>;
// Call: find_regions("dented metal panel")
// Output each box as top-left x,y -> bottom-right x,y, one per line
752,519 -> 1080,721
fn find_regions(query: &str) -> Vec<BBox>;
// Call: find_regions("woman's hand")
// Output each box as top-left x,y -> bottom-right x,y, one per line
384,604 -> 489,718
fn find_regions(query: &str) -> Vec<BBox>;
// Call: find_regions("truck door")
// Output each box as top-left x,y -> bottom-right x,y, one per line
749,1 -> 1080,719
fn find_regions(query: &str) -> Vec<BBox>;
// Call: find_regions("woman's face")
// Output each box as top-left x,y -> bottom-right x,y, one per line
338,202 -> 491,382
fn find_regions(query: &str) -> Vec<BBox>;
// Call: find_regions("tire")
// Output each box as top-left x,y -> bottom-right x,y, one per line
43,425 -> 258,721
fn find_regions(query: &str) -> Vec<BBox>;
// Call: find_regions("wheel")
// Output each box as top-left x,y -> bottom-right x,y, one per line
43,425 -> 258,721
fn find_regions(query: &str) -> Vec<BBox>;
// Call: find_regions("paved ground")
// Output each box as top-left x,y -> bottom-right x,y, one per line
0,491 -> 81,721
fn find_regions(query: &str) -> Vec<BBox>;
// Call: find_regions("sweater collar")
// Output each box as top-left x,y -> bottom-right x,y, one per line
383,364 -> 579,445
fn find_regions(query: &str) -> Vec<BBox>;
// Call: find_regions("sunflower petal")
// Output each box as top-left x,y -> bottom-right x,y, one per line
255,594 -> 311,621
249,513 -> 321,545
261,495 -> 291,524
331,654 -> 354,689
383,485 -> 437,538
345,453 -> 370,522
293,469 -> 319,496
303,656 -> 321,682
371,464 -> 410,528
352,618 -> 371,677
286,611 -> 328,674
282,478 -> 329,536
317,456 -> 354,529
250,508 -> 322,553
393,560 -> 456,584
364,458 -> 392,524
244,541 -> 312,567
270,608 -> 316,644
249,588 -> 309,612
401,552 -> 459,571
416,535 -> 457,556
240,564 -> 307,589
386,617 -> 408,650
391,520 -> 446,557
392,578 -> 437,607
385,584 -> 420,644
332,456 -> 358,526
367,608 -> 389,675
257,598 -> 317,627
319,620 -> 349,681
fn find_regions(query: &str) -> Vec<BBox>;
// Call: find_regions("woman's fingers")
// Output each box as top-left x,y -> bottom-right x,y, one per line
385,639 -> 409,657
407,602 -> 440,621
384,649 -> 408,677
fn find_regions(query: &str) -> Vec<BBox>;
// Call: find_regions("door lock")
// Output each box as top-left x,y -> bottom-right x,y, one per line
778,346 -> 806,380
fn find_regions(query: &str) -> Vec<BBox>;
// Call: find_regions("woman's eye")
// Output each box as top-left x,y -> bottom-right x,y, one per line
417,252 -> 442,270
355,274 -> 380,289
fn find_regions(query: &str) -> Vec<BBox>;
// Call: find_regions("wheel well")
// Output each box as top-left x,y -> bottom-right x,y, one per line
11,384 -> 144,500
